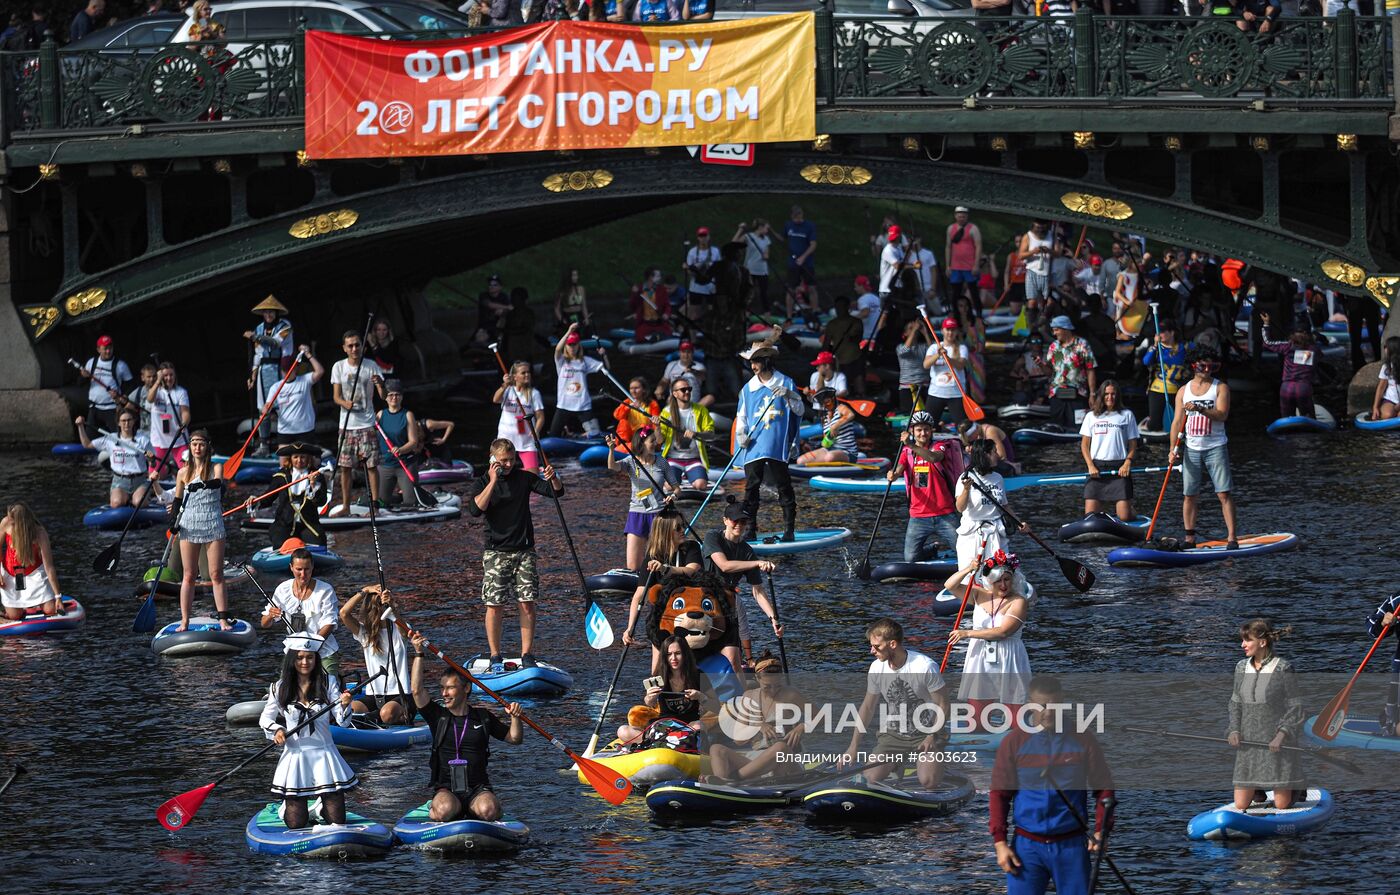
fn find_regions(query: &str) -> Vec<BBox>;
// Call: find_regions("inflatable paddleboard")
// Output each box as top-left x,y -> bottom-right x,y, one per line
0,597 -> 85,636
537,436 -> 601,458
580,744 -> 707,788
1302,716 -> 1400,752
393,803 -> 530,853
332,723 -> 431,753
245,803 -> 393,858
997,404 -> 1052,421
51,442 -> 97,456
466,655 -> 573,696
248,544 -> 345,575
869,553 -> 959,583
226,698 -> 266,726
788,457 -> 890,479
747,528 -> 852,556
151,617 -> 257,657
1108,533 -> 1298,567
1186,789 -> 1334,841
809,466 -> 1177,494
579,444 -> 625,467
1266,405 -> 1336,435
585,568 -> 639,596
82,504 -> 168,531
1058,513 -> 1150,544
416,460 -> 474,484
577,337 -> 614,351
1011,427 -> 1081,445
646,779 -> 790,815
801,773 -> 975,822
241,493 -> 461,531
619,337 -> 682,356
1354,412 -> 1400,432
798,421 -> 867,441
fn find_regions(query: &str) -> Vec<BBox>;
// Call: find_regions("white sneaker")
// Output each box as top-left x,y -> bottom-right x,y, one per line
328,504 -> 349,518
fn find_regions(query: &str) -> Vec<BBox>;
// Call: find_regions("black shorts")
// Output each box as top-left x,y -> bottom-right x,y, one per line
1084,473 -> 1133,503
434,782 -> 494,813
787,266 -> 816,290
359,694 -> 415,718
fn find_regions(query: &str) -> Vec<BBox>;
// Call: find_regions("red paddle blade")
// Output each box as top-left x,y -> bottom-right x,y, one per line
222,448 -> 247,482
963,397 -> 986,421
157,782 -> 215,830
574,752 -> 632,805
842,398 -> 877,418
1311,696 -> 1349,741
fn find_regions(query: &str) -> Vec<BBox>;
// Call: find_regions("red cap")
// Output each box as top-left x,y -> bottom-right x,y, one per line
1090,254 -> 1103,265
565,333 -> 582,345
811,351 -> 836,366
679,341 -> 694,351
887,225 -> 901,241
942,317 -> 959,330
96,334 -> 113,347
696,227 -> 710,236
854,275 -> 871,289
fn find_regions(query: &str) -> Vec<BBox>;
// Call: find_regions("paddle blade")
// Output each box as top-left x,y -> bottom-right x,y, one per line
843,398 -> 877,418
963,396 -> 986,422
93,541 -> 120,574
223,445 -> 249,481
855,560 -> 872,581
157,782 -> 215,831
132,592 -> 157,633
1060,557 -> 1096,593
585,600 -> 614,650
574,752 -> 632,805
1311,693 -> 1350,741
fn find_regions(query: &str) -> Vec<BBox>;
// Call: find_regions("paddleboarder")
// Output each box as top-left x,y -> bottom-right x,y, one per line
1370,337 -> 1400,422
409,631 -> 524,823
0,502 -> 64,621
244,295 -> 294,458
990,675 -> 1115,895
147,363 -> 191,469
734,338 -> 804,542
1139,319 -> 1189,432
1228,619 -> 1304,810
796,388 -> 858,464
703,501 -> 784,670
955,440 -> 1028,570
266,443 -> 328,548
376,380 -> 424,507
1260,314 -> 1320,420
73,406 -> 152,508
622,510 -> 704,673
1079,380 -> 1140,523
493,361 -> 546,472
550,324 -> 606,438
922,317 -> 970,425
329,329 -> 387,517
706,654 -> 808,782
170,431 -> 231,632
1044,316 -> 1097,432
261,548 -> 343,677
1168,346 -> 1238,549
944,552 -> 1032,731
605,426 -> 682,573
340,584 -> 413,725
467,440 -> 563,674
76,334 -> 134,440
1366,593 -> 1400,737
887,410 -> 962,562
659,378 -> 715,489
956,418 -> 1018,476
259,633 -> 356,829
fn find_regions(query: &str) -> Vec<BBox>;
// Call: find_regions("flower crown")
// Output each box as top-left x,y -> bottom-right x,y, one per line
982,550 -> 1020,574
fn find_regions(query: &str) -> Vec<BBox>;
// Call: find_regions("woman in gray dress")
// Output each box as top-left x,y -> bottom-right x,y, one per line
1227,618 -> 1304,810
172,430 -> 231,632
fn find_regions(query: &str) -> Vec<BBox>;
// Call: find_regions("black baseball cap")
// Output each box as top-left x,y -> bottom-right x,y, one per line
723,503 -> 752,522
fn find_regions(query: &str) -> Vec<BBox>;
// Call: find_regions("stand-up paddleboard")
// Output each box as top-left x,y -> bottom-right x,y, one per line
248,544 -> 345,575
1186,789 -> 1335,841
151,617 -> 257,656
1108,533 -> 1298,568
465,655 -> 573,697
801,774 -> 976,823
1302,716 -> 1400,752
1058,513 -> 1150,544
417,460 -> 474,484
997,404 -> 1052,421
1266,405 -> 1336,435
1012,427 -> 1081,445
245,804 -> 393,858
1137,420 -> 1169,444
241,493 -> 461,531
579,444 -> 625,467
393,803 -> 530,853
1354,412 -> 1400,432
585,568 -> 639,596
808,466 -> 1176,494
788,457 -> 890,479
619,337 -> 683,355
537,436 -> 602,458
747,528 -> 852,556
869,552 -> 959,583
51,442 -> 97,457
0,597 -> 85,636
83,505 -> 168,531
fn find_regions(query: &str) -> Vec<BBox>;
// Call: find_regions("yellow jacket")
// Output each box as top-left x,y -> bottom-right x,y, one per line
660,402 -> 715,469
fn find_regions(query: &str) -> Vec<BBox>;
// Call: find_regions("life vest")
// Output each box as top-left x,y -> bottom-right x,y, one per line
2,534 -> 39,576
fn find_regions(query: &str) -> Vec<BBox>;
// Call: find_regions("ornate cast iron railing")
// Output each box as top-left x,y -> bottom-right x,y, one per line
1,10 -> 1393,140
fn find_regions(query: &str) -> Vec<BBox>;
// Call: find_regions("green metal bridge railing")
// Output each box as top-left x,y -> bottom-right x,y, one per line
1,10 -> 1393,142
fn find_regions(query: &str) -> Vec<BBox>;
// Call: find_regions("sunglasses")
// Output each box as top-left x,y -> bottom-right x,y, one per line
673,387 -> 692,394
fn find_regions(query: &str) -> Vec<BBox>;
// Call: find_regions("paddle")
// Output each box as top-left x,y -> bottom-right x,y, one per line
1038,764 -> 1137,895
940,536 -> 987,674
94,390 -> 190,575
372,418 -> 432,508
363,465 -> 413,701
1310,612 -> 1399,741
765,568 -> 789,674
132,520 -> 178,633
0,763 -> 24,799
688,393 -> 777,528
391,615 -> 631,805
855,476 -> 895,581
220,470 -> 321,519
1143,435 -> 1179,544
964,472 -> 1096,593
1147,303 -> 1174,434
1088,795 -> 1117,895
156,671 -> 386,830
801,387 -> 877,418
491,343 -> 612,650
1120,726 -> 1361,774
916,304 -> 985,421
224,349 -> 304,482
585,566 -> 657,757
242,564 -> 295,632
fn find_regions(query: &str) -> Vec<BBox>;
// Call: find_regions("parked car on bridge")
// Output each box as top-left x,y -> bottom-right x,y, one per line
64,12 -> 187,52
714,0 -> 973,24
167,0 -> 472,46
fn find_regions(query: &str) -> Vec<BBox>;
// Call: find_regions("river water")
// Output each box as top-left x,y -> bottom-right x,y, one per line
2,392 -> 1397,894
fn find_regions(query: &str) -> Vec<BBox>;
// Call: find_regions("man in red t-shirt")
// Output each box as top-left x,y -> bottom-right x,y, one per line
886,410 -> 964,561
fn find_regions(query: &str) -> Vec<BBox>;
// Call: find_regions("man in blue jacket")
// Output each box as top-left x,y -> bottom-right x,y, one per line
733,338 -> 805,542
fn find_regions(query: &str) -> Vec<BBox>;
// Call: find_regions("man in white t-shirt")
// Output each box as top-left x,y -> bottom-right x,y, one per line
878,225 -> 912,299
854,276 -> 883,345
78,334 -> 134,440
685,226 -> 721,319
330,330 -> 386,516
146,362 -> 191,470
842,617 -> 949,789
662,341 -> 711,406
922,317 -> 971,425
549,324 -> 606,437
275,347 -> 325,446
914,239 -> 940,308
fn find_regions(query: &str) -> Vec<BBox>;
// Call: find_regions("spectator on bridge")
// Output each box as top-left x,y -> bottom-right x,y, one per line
1235,0 -> 1280,31
972,0 -> 1014,16
474,274 -> 511,348
777,205 -> 818,310
1101,0 -> 1141,13
70,0 -> 104,43
945,207 -> 982,311
735,218 -> 772,314
1,8 -> 45,52
632,0 -> 678,20
188,0 -> 225,41
681,0 -> 713,19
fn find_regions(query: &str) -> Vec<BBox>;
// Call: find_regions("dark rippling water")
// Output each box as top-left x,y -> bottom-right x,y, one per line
2,391 -> 1398,894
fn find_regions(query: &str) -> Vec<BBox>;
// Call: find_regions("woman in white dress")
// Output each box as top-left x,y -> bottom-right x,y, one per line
339,584 -> 412,725
259,634 -> 356,828
944,551 -> 1032,730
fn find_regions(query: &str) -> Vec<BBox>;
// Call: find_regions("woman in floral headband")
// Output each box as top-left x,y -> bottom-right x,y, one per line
944,549 -> 1032,731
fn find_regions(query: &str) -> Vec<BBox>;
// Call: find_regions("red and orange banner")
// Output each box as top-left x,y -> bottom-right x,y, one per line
304,14 -> 815,159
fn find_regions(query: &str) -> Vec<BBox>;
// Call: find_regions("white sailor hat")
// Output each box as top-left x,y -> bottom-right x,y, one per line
283,633 -> 326,654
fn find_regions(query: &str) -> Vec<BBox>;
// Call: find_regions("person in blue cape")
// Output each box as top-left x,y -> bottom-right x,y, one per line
733,334 -> 806,542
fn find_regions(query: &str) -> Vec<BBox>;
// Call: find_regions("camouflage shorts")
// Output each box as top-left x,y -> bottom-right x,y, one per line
481,549 -> 539,606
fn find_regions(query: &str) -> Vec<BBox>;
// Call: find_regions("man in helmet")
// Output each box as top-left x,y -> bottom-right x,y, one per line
886,410 -> 963,561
